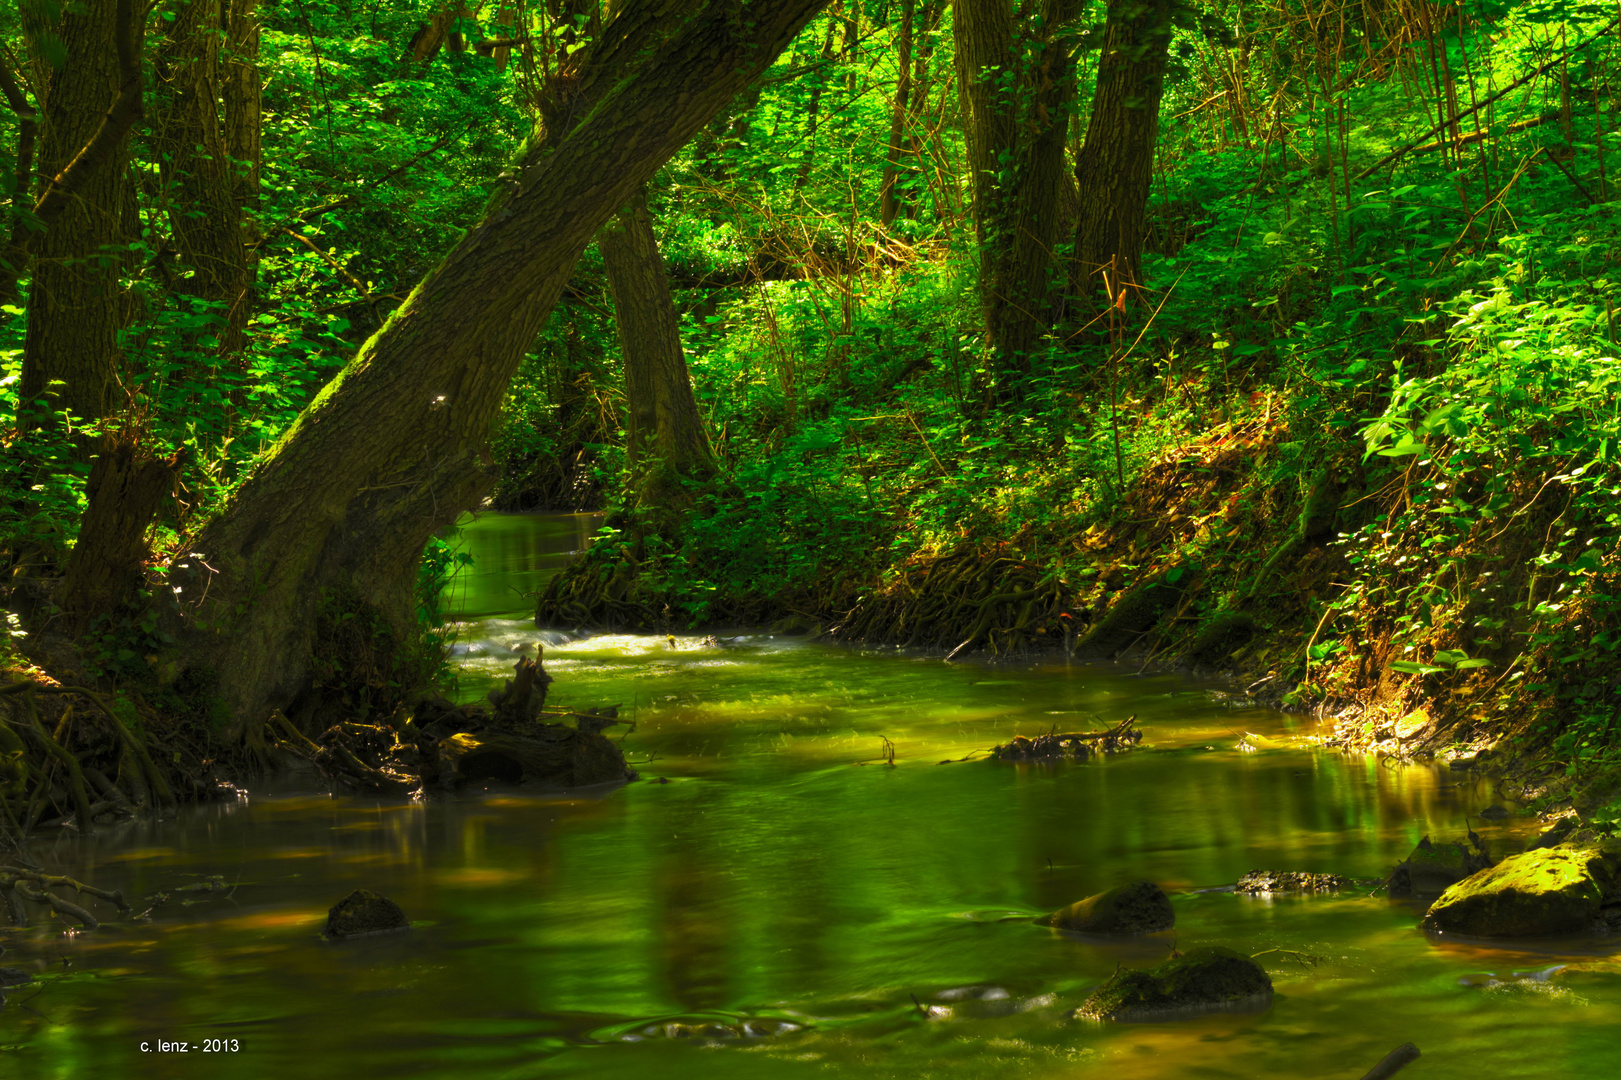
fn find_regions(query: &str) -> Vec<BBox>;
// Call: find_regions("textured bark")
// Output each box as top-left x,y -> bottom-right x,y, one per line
222,0 -> 262,220
154,0 -> 252,353
954,0 -> 1081,393
16,0 -> 142,429
0,58 -> 38,304
58,438 -> 182,633
599,186 -> 715,493
1071,0 -> 1173,303
165,0 -> 827,728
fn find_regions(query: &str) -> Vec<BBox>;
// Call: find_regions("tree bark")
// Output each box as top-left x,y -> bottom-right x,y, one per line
163,0 -> 827,729
16,0 -> 143,431
878,0 -> 916,225
58,438 -> 183,634
222,0 -> 262,229
954,0 -> 1081,397
1071,0 -> 1173,305
598,185 -> 715,499
153,0 -> 253,354
0,58 -> 39,304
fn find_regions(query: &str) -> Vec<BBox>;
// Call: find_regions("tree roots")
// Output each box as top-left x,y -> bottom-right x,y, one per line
1,680 -> 196,845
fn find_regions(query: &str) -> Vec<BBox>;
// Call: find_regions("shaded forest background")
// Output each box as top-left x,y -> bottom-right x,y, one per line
1,0 -> 1619,788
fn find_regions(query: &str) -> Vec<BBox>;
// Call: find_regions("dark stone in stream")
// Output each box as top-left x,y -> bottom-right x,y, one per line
1073,947 -> 1273,1022
325,889 -> 408,938
1478,804 -> 1511,821
1039,881 -> 1174,934
1235,870 -> 1354,895
437,728 -> 636,788
1386,835 -> 1494,898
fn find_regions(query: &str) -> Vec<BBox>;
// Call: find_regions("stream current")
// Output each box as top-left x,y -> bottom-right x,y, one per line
2,512 -> 1617,1079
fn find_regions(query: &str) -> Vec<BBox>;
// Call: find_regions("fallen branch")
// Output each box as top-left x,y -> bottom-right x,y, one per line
1360,1043 -> 1421,1080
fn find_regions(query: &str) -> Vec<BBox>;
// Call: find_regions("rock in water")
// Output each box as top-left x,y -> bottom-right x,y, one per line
1423,847 -> 1614,937
1074,947 -> 1273,1022
325,889 -> 408,938
1040,881 -> 1174,934
1386,835 -> 1493,897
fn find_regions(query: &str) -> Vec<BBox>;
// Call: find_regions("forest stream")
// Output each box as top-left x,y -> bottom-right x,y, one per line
1,513 -> 1617,1080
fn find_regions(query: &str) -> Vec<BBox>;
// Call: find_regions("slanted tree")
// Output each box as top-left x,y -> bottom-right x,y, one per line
1070,0 -> 1174,305
953,0 -> 1083,401
598,185 -> 715,509
161,0 -> 828,729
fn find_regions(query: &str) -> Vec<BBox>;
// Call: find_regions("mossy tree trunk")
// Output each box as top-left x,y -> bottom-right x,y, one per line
162,0 -> 828,728
598,185 -> 715,509
953,0 -> 1082,402
1070,0 -> 1173,306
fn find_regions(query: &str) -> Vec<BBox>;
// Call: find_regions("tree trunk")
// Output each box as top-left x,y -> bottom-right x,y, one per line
793,17 -> 839,192
598,185 -> 715,502
163,0 -> 827,729
0,58 -> 39,304
954,0 -> 1081,398
58,438 -> 183,634
223,0 -> 262,235
878,0 -> 916,225
488,1 -> 520,73
1071,0 -> 1173,305
16,0 -> 143,430
153,0 -> 253,354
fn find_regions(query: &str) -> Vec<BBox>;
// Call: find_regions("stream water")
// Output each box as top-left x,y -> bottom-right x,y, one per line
2,513 -> 1617,1079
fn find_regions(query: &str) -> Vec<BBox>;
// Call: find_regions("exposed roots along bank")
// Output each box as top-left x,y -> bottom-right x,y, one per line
0,681 -> 197,840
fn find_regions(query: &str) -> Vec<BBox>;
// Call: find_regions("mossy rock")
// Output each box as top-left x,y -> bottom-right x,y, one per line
1039,880 -> 1173,934
325,889 -> 408,938
1185,610 -> 1256,666
1074,947 -> 1273,1022
1074,584 -> 1177,658
1423,847 -> 1616,937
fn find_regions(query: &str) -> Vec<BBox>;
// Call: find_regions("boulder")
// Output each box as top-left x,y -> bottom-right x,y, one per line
1386,835 -> 1493,898
325,889 -> 408,938
1074,947 -> 1273,1022
1040,880 -> 1173,934
1423,847 -> 1615,937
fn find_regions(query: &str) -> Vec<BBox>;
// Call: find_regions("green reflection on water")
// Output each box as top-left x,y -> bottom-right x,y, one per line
2,516 -> 1617,1080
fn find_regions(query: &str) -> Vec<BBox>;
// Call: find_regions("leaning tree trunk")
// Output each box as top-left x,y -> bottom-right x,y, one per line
953,0 -> 1081,401
1071,0 -> 1173,306
598,185 -> 715,507
16,0 -> 143,432
154,0 -> 253,354
162,0 -> 828,730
